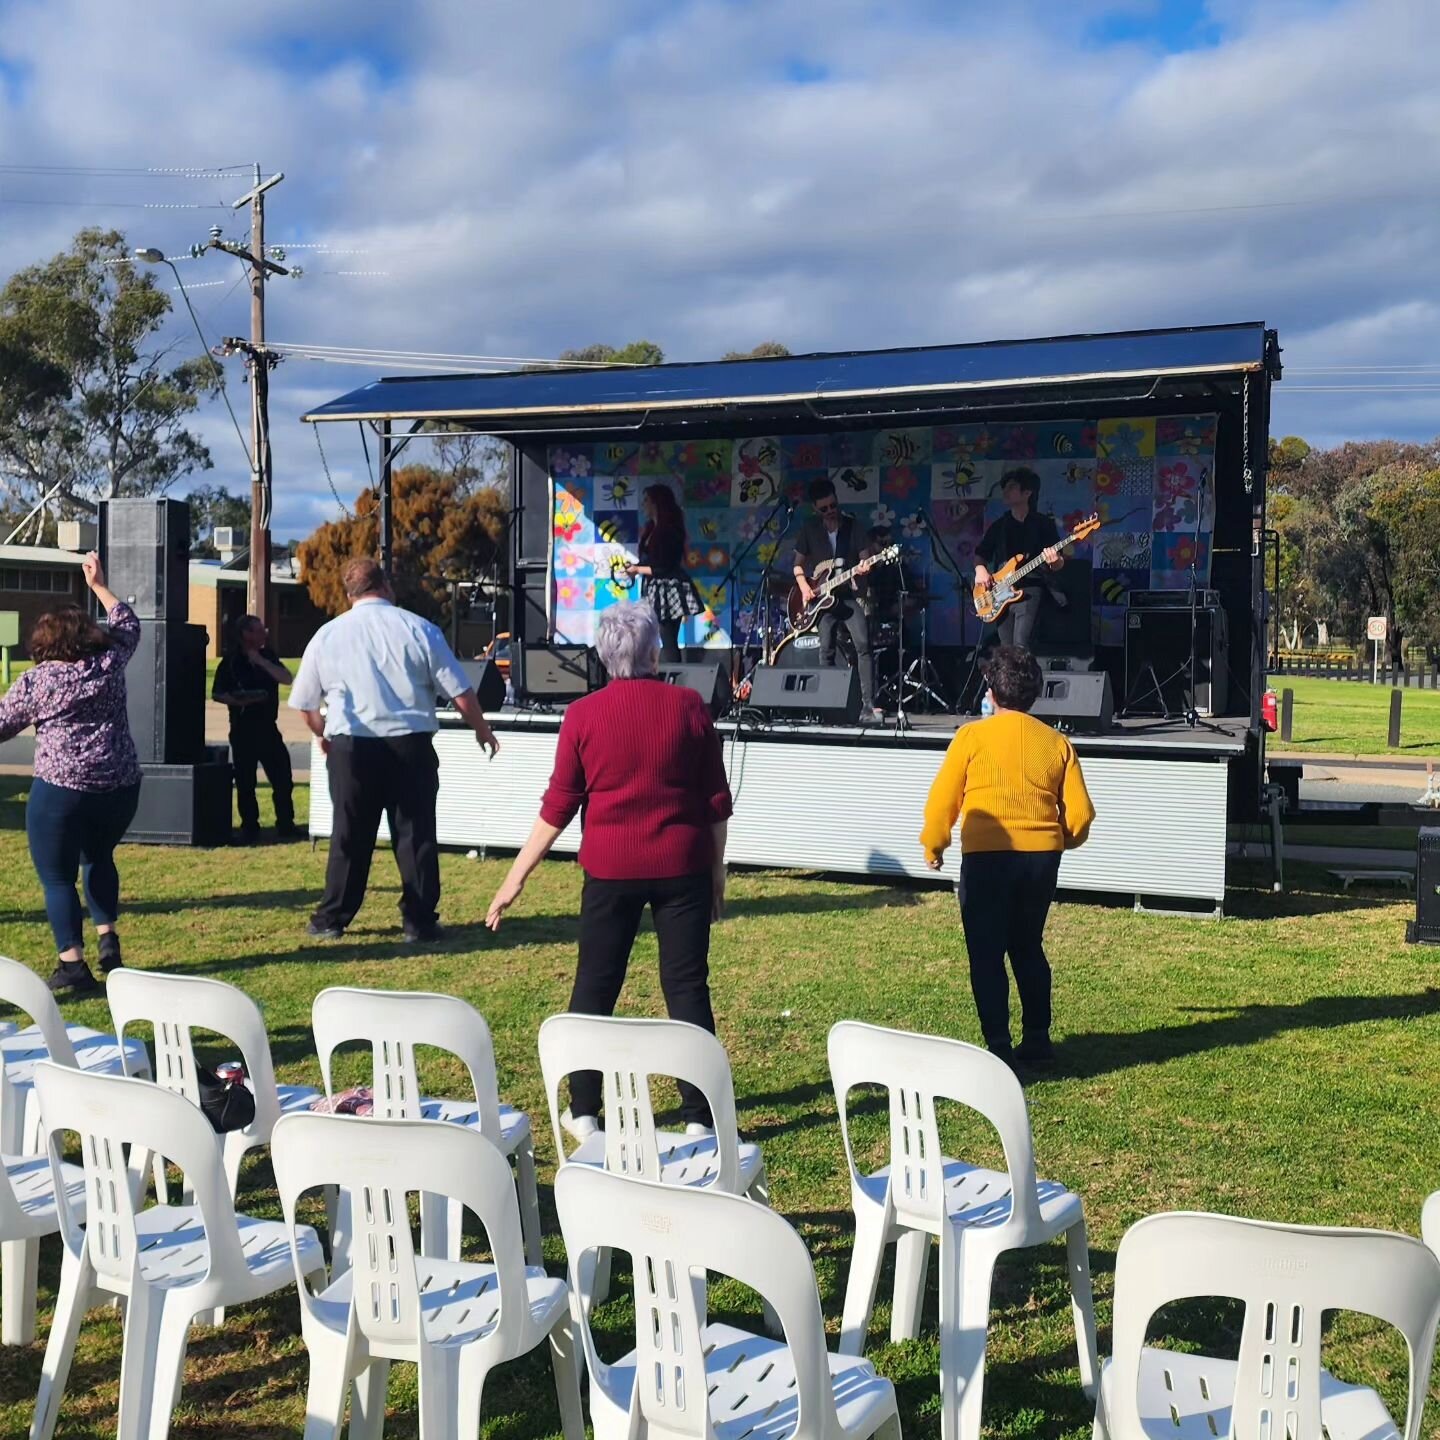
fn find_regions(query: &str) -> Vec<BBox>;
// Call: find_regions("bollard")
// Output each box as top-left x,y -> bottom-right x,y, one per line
1388,688 -> 1402,748
1280,688 -> 1294,742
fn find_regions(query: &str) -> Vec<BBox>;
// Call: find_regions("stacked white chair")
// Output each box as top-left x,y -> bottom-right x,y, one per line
828,1021 -> 1097,1440
30,1064 -> 324,1440
271,1112 -> 584,1440
1424,1191 -> 1440,1258
556,1164 -> 902,1440
106,969 -> 320,1198
1094,1211 -> 1440,1440
0,1043 -> 86,1345
0,954 -> 150,1154
311,987 -> 542,1264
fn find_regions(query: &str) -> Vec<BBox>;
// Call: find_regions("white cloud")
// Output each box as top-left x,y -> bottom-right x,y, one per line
1,0 -> 1437,537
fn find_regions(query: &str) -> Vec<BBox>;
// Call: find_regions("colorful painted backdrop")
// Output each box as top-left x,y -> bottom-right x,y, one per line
548,413 -> 1218,650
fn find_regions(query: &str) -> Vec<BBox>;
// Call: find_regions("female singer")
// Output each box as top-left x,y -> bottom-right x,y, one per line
626,483 -> 705,662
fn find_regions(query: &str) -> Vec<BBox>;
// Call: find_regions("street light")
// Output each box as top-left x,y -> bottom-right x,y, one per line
132,247 -> 254,473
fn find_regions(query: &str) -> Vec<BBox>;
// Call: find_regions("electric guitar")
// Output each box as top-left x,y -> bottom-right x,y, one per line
787,544 -> 902,634
971,513 -> 1101,623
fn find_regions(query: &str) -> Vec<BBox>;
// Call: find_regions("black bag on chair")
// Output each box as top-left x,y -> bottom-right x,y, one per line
196,1068 -> 256,1134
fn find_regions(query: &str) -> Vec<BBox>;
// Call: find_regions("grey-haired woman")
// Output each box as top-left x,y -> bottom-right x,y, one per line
486,602 -> 733,1137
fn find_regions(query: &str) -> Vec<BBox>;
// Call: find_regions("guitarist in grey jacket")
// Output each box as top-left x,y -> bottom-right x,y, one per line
791,477 -> 883,724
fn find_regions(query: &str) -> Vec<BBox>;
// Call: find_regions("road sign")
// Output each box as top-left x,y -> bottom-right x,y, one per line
1367,615 -> 1388,642
0,611 -> 16,688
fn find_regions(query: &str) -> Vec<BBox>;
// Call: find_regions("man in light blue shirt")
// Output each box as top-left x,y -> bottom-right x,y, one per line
291,557 -> 500,943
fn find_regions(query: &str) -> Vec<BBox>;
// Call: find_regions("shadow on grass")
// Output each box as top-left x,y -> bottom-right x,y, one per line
1226,863 -> 1412,918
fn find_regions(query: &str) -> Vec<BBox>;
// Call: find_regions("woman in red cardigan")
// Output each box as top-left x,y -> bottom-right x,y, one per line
485,601 -> 733,1137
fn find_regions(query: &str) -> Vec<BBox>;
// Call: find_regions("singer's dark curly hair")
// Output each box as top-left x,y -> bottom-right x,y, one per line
981,644 -> 1043,712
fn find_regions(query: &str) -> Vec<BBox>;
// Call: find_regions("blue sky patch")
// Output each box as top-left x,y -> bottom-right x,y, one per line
1086,1 -> 1224,52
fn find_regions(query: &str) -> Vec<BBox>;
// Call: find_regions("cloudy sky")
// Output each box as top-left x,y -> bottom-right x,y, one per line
1,0 -> 1437,538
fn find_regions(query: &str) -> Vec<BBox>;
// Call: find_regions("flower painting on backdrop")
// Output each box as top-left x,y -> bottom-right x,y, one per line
546,415 -> 1218,650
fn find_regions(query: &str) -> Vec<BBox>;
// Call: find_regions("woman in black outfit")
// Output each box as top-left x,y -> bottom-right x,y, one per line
626,483 -> 705,662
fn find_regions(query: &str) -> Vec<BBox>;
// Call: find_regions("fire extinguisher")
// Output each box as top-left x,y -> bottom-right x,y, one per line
1261,688 -> 1278,732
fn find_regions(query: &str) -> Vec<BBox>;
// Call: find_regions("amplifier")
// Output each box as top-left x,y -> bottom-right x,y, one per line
656,662 -> 728,718
749,664 -> 860,726
1127,588 -> 1222,610
1029,671 -> 1114,735
1406,827 -> 1440,945
519,644 -> 596,701
1124,604 -> 1229,716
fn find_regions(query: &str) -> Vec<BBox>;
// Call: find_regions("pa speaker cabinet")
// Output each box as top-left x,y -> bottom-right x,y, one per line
1124,604 -> 1230,716
447,658 -> 507,712
520,644 -> 596,701
749,664 -> 860,726
1029,670 -> 1114,735
656,662 -> 728,718
115,620 -> 208,765
1406,827 -> 1440,945
125,760 -> 233,846
98,498 -> 191,622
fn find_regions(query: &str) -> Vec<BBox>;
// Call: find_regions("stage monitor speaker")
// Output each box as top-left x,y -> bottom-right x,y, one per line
749,664 -> 860,726
520,643 -> 596,701
775,632 -> 823,668
1406,827 -> 1440,945
122,620 -> 208,764
98,498 -> 191,621
656,662 -> 728,718
447,659 -> 506,712
1124,604 -> 1230,716
1029,670 -> 1114,735
125,757 -> 233,846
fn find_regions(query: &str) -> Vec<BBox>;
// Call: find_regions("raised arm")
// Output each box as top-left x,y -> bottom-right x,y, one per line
82,552 -> 139,668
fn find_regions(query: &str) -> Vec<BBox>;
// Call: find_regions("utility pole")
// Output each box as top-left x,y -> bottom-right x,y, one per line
216,167 -> 286,621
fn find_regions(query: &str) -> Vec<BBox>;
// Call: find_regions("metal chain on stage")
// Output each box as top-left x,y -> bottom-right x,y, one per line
311,422 -> 355,519
1242,372 -> 1253,495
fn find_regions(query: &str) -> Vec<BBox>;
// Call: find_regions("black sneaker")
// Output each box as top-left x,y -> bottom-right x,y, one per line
237,826 -> 262,846
98,933 -> 124,975
1015,1033 -> 1057,1068
47,960 -> 99,995
402,921 -> 445,944
306,921 -> 345,942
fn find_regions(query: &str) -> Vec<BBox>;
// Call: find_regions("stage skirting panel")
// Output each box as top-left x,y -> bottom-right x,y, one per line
308,718 -> 1232,910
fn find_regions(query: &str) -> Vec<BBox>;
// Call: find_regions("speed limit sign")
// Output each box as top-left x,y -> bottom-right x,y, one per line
1367,616 -> 1387,642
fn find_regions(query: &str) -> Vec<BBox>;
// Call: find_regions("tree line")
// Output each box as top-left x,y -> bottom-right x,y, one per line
1268,435 -> 1440,666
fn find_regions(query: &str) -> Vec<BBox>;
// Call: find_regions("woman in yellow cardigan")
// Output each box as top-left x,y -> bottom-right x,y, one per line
920,646 -> 1094,1067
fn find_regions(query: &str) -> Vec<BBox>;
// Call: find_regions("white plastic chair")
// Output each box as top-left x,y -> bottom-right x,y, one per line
539,1014 -> 771,1308
272,1112 -> 584,1440
29,1064 -> 325,1440
107,969 -> 320,1199
0,1044 -> 87,1345
555,1164 -> 901,1440
1424,1191 -> 1440,1258
1094,1211 -> 1440,1440
828,1020 -> 1097,1440
0,954 -> 151,1153
311,987 -> 542,1265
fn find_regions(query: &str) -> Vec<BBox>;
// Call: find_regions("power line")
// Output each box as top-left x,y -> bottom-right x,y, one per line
0,197 -> 230,209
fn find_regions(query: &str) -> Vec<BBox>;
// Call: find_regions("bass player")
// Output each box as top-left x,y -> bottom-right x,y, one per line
973,467 -> 1065,652
791,477 -> 884,724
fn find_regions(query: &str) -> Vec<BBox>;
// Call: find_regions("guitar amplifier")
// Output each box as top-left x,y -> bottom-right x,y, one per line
1128,588 -> 1222,610
1124,604 -> 1229,716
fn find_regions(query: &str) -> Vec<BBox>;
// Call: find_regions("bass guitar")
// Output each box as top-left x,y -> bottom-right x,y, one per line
972,514 -> 1100,623
787,544 -> 902,634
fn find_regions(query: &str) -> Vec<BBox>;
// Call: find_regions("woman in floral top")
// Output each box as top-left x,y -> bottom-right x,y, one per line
0,552 -> 142,994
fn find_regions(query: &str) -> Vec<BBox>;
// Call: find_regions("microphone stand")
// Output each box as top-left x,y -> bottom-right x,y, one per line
717,490 -> 795,714
915,506 -> 971,712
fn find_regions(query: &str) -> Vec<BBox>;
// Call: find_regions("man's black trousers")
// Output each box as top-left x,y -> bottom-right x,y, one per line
314,732 -> 440,932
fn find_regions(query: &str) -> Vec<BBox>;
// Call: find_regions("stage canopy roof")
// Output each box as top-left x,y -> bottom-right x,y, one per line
303,322 -> 1274,431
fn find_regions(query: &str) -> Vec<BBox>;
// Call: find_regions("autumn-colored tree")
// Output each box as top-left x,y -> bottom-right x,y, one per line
297,465 -> 507,628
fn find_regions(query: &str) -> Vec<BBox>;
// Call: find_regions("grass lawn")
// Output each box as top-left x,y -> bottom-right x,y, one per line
0,778 -> 1437,1438
1270,675 -> 1440,756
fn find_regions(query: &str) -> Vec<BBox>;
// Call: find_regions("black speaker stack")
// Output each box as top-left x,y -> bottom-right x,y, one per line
1123,597 -> 1230,717
99,499 -> 232,845
1406,828 -> 1440,945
